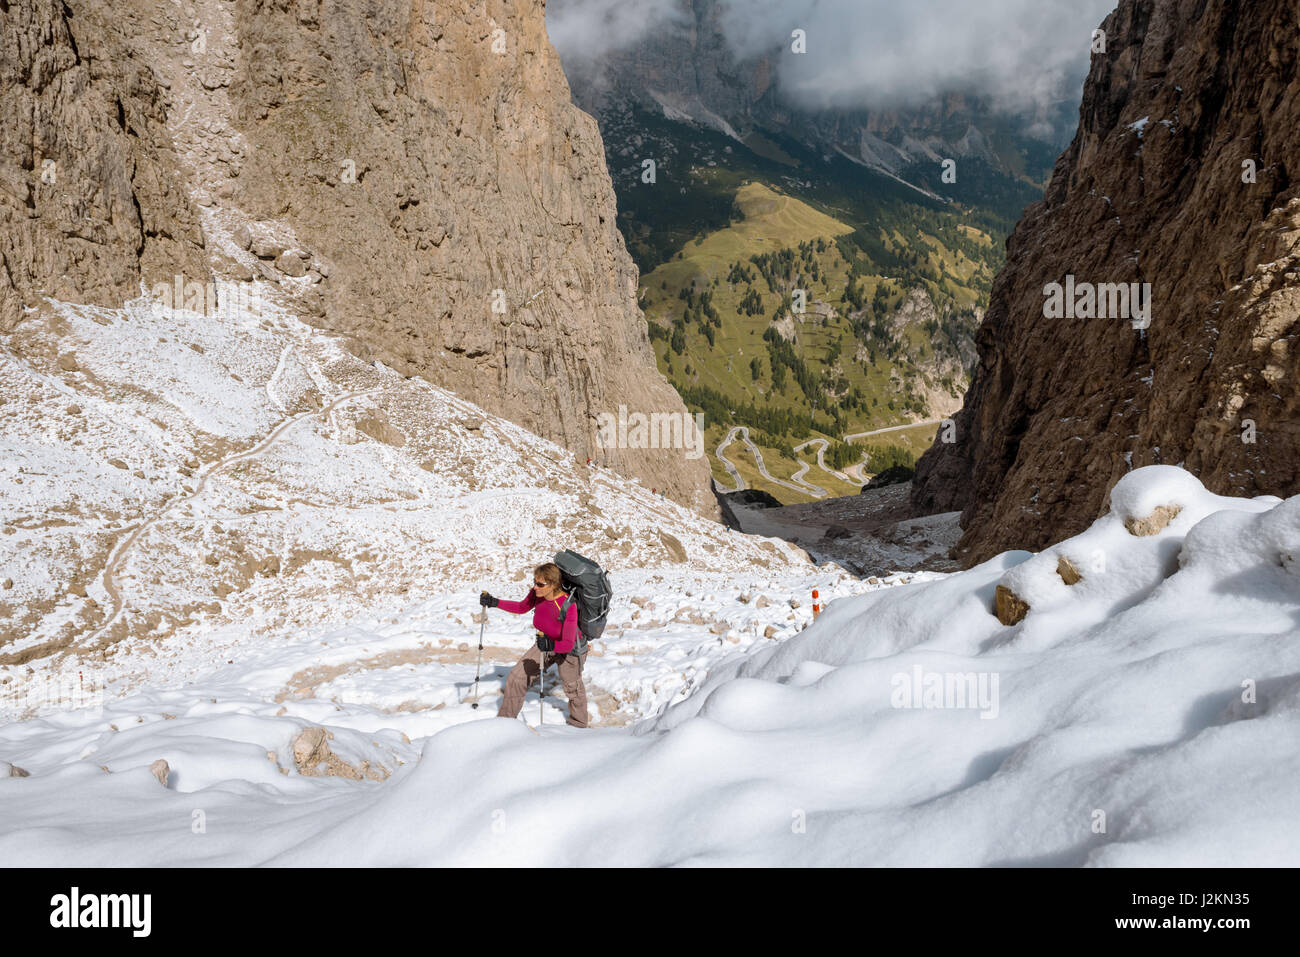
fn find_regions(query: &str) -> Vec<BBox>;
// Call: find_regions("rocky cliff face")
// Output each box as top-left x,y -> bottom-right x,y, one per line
0,0 -> 713,513
0,0 -> 208,331
911,0 -> 1300,562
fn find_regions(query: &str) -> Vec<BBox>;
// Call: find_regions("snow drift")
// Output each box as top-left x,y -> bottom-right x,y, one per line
2,466 -> 1298,866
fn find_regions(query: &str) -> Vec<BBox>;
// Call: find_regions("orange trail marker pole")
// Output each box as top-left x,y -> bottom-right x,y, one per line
812,589 -> 821,620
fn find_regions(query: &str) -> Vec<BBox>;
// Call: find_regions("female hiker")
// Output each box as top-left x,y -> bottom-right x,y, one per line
481,562 -> 589,728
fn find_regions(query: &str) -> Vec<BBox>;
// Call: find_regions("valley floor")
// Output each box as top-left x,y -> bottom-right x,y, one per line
726,482 -> 963,576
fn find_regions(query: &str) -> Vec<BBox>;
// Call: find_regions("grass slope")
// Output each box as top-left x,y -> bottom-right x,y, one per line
593,105 -> 1044,504
641,183 -> 979,503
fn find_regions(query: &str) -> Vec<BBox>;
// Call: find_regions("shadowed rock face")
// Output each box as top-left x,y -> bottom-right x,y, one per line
912,0 -> 1300,564
1,0 -> 714,515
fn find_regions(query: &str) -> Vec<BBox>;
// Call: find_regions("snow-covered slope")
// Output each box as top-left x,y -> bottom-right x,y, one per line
0,289 -> 812,695
3,466 -> 1296,865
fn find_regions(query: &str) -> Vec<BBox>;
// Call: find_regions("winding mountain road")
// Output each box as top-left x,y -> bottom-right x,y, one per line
716,426 -> 827,498
787,457 -> 827,496
843,418 -> 944,443
714,415 -> 946,500
793,437 -> 862,488
714,427 -> 747,493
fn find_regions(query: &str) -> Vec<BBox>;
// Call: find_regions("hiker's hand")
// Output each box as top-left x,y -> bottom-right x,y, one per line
480,591 -> 498,608
535,633 -> 555,653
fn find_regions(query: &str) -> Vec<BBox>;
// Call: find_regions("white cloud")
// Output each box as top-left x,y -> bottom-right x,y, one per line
547,0 -> 688,67
549,0 -> 1117,122
741,0 -> 1117,115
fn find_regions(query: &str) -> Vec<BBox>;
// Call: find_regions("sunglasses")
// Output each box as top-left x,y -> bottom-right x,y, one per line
533,581 -> 547,588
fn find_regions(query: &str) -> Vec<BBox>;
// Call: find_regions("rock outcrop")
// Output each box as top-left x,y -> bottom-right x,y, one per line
912,0 -> 1300,562
0,0 -> 713,513
292,726 -> 387,782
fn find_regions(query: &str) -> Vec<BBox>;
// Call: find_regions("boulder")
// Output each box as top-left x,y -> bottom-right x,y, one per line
658,531 -> 688,563
292,727 -> 332,773
275,251 -> 308,278
1057,556 -> 1083,585
291,727 -> 386,781
150,759 -> 170,787
251,235 -> 287,260
863,465 -> 915,490
1124,505 -> 1183,537
994,584 -> 1029,626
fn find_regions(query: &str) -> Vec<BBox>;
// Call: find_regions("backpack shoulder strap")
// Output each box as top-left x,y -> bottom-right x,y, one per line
557,593 -> 587,653
556,594 -> 575,621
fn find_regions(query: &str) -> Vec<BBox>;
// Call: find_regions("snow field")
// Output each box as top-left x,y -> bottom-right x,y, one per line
4,467 -> 1298,865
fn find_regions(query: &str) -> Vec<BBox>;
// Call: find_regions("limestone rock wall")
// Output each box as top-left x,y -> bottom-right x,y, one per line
0,0 -> 208,331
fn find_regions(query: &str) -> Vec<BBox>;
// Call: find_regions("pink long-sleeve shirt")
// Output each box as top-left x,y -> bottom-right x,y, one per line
497,591 -> 579,653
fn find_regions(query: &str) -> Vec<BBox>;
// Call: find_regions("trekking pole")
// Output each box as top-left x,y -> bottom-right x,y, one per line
471,617 -> 485,709
538,644 -> 545,729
